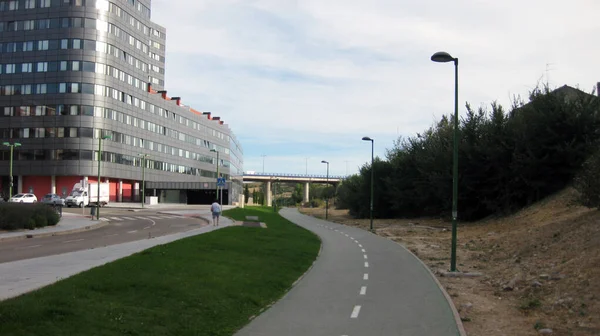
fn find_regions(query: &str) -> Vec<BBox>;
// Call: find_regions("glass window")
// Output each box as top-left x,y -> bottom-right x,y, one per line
60,61 -> 67,71
37,40 -> 49,50
23,41 -> 34,51
82,61 -> 94,72
60,39 -> 68,49
37,19 -> 50,29
6,64 -> 16,74
36,62 -> 48,72
36,84 -> 47,94
3,107 -> 14,116
9,1 -> 18,10
79,127 -> 93,138
59,83 -> 67,93
72,61 -> 80,71
81,105 -> 94,116
81,83 -> 94,94
69,105 -> 78,115
73,39 -> 81,49
35,106 -> 47,115
19,107 -> 31,116
23,20 -> 35,30
21,63 -> 33,73
39,0 -> 51,8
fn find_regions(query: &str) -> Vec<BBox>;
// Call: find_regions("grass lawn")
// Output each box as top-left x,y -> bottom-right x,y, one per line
0,207 -> 320,336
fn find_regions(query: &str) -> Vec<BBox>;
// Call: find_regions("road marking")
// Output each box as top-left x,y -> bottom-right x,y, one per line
109,217 -> 123,221
143,226 -> 151,230
334,229 -> 338,232
360,286 -> 367,295
127,230 -> 138,234
364,273 -> 369,280
105,233 -> 118,237
358,244 -> 363,248
351,305 -> 361,318
63,239 -> 84,243
16,244 -> 42,250
122,217 -> 137,220
364,254 -> 368,259
361,248 -> 366,252
350,237 -> 354,240
364,262 -> 369,267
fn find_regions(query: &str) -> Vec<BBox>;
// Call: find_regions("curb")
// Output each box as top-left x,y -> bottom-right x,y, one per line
0,220 -> 109,243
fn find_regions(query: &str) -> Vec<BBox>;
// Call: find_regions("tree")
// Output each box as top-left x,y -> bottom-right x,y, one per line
243,184 -> 249,204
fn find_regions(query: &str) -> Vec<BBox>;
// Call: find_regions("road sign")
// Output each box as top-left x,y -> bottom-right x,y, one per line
217,177 -> 226,187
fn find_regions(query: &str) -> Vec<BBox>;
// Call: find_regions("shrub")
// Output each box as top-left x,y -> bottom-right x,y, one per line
574,149 -> 600,208
0,203 -> 60,231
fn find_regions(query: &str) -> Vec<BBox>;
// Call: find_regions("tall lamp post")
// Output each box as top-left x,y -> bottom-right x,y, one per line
2,142 -> 21,199
321,160 -> 329,220
261,154 -> 266,174
97,134 -> 111,220
431,51 -> 459,272
139,154 -> 150,208
362,137 -> 374,231
211,149 -> 220,202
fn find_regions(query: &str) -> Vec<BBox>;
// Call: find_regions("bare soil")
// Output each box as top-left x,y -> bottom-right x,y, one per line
299,188 -> 600,335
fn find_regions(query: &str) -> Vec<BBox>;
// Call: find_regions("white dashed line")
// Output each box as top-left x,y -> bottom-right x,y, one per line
16,244 -> 42,250
351,305 -> 361,318
109,217 -> 123,221
360,286 -> 367,295
364,262 -> 369,268
364,254 -> 368,259
358,244 -> 363,248
364,273 -> 369,280
122,217 -> 137,220
127,230 -> 138,234
63,239 -> 84,243
105,233 -> 118,237
361,248 -> 366,252
143,226 -> 151,230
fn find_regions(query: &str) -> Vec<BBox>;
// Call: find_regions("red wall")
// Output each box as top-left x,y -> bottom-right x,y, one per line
21,176 -> 51,200
122,181 -> 132,202
56,176 -> 83,198
110,181 -> 118,202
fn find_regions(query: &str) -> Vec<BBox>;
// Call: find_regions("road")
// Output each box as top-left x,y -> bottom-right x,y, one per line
0,208 -> 206,264
235,208 -> 463,336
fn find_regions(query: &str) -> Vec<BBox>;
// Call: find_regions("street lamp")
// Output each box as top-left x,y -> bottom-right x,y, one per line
97,134 -> 111,220
2,142 -> 21,199
431,51 -> 459,272
261,154 -> 266,174
211,149 -> 220,202
321,160 -> 329,220
362,136 -> 374,231
139,154 -> 150,208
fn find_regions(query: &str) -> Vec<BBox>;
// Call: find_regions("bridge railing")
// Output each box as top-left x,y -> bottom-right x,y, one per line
243,172 -> 347,179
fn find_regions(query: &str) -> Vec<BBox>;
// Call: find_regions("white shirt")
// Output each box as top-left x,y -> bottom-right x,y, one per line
211,202 -> 221,213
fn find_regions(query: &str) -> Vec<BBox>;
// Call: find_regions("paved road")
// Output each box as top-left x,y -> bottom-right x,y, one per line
236,208 -> 463,336
0,212 -> 204,264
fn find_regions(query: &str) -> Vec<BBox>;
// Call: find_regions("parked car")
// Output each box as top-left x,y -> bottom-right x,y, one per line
8,193 -> 38,203
41,193 -> 65,206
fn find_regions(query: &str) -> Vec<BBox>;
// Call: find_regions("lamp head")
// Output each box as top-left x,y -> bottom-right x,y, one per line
362,136 -> 373,141
101,135 -> 111,140
14,143 -> 21,147
2,142 -> 10,146
431,51 -> 455,63
321,160 -> 328,164
210,149 -> 217,153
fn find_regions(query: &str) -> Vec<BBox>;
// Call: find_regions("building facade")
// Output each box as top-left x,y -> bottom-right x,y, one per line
0,0 -> 243,205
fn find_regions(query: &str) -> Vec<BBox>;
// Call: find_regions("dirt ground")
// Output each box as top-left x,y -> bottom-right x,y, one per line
299,188 -> 600,336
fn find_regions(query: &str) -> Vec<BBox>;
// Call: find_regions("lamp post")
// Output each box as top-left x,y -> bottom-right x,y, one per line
2,142 -> 21,199
362,137 -> 374,231
211,149 -> 220,202
431,51 -> 459,272
97,134 -> 111,220
261,154 -> 266,174
321,160 -> 329,220
139,154 -> 150,208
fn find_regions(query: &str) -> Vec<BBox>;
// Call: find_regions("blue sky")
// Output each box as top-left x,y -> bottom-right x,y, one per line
152,0 -> 600,177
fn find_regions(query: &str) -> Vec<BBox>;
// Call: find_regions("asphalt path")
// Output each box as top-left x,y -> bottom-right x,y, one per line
0,210 -> 205,264
235,208 -> 462,336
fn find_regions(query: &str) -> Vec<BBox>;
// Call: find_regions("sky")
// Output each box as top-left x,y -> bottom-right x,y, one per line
151,0 -> 600,177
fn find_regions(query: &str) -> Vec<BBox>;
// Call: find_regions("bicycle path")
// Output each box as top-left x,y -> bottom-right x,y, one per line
235,208 -> 465,336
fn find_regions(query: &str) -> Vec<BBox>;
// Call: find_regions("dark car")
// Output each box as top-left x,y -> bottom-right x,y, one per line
41,193 -> 65,206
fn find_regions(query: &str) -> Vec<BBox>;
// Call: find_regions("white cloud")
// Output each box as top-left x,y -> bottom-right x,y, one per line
152,0 -> 600,176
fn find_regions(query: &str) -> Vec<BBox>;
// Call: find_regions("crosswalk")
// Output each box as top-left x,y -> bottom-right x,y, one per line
99,215 -> 186,222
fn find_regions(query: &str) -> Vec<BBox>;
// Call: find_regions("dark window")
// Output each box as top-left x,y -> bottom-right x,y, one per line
81,105 -> 93,116
79,127 -> 93,138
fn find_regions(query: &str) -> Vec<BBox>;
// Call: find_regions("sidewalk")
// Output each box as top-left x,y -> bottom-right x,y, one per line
0,208 -> 232,301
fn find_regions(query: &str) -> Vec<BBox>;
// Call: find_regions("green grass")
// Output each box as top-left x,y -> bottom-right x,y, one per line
0,207 -> 320,336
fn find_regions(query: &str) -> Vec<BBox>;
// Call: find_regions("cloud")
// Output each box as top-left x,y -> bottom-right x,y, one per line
152,0 -> 600,176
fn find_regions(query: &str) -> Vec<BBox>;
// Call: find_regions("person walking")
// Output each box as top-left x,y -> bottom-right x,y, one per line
210,199 -> 222,226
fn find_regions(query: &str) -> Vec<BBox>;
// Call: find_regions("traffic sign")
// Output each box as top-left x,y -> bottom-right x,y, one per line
217,177 -> 226,187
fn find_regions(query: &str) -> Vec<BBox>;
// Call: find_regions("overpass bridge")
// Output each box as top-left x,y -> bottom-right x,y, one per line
243,173 -> 345,206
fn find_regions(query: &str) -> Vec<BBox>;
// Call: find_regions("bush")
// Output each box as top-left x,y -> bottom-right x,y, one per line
574,149 -> 600,208
0,203 -> 60,231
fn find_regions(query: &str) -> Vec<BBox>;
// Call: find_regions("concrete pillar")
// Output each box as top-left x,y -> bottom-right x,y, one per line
118,180 -> 123,202
239,194 -> 245,208
303,182 -> 310,203
17,176 -> 23,194
51,175 -> 56,194
134,182 -> 139,202
266,181 -> 272,206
